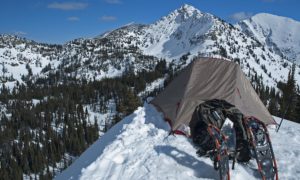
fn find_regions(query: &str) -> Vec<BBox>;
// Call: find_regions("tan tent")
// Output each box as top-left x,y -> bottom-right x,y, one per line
151,57 -> 276,131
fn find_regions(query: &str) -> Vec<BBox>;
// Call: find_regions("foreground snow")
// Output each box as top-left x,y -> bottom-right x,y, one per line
56,103 -> 300,180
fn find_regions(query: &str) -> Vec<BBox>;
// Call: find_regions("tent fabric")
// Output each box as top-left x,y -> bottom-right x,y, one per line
151,57 -> 276,131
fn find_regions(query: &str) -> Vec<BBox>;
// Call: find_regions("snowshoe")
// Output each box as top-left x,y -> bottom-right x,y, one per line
244,117 -> 278,180
207,124 -> 230,180
221,118 -> 236,157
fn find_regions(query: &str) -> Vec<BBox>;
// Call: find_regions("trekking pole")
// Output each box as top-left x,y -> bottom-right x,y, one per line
276,101 -> 290,132
231,153 -> 236,170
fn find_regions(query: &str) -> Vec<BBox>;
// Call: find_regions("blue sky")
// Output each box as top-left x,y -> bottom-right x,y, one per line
0,0 -> 299,44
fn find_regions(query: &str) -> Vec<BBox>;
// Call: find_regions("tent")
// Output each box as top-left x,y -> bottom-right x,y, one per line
151,57 -> 276,132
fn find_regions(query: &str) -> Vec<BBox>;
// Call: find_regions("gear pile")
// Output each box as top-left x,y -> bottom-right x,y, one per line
190,99 -> 278,180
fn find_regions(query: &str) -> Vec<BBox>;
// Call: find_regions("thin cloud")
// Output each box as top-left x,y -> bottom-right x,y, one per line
67,16 -> 80,21
105,0 -> 122,4
229,12 -> 253,22
101,16 -> 117,21
48,2 -> 88,10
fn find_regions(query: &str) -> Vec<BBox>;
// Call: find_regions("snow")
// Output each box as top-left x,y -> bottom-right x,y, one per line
84,99 -> 117,134
99,4 -> 300,89
1,5 -> 300,180
2,5 -> 300,92
140,4 -> 215,60
138,77 -> 165,97
31,99 -> 41,106
269,117 -> 300,180
237,13 -> 300,64
0,37 -> 61,90
55,103 -> 300,180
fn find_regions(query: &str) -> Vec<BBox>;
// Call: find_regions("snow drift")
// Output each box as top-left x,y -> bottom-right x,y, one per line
55,103 -> 300,180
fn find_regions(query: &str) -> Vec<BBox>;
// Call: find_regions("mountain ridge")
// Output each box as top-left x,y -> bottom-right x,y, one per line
1,4 -> 300,91
236,12 -> 300,64
56,103 -> 300,180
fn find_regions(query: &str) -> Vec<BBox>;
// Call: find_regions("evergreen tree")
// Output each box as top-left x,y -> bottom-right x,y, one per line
294,95 -> 300,123
280,63 -> 297,121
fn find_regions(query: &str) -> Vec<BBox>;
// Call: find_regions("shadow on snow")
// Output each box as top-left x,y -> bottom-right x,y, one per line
154,145 -> 219,179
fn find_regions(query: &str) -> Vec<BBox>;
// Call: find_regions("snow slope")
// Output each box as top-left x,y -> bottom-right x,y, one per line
0,35 -> 61,88
55,103 -> 300,180
237,13 -> 300,64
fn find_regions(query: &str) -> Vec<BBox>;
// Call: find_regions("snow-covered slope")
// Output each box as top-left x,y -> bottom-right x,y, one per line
0,35 -> 161,87
56,103 -> 300,180
100,4 -> 215,60
237,13 -> 300,64
0,35 -> 61,88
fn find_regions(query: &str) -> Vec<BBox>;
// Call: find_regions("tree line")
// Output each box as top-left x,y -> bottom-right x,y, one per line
0,60 -> 167,179
248,63 -> 300,123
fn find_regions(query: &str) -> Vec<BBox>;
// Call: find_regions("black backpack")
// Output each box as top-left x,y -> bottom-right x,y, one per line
190,99 -> 251,162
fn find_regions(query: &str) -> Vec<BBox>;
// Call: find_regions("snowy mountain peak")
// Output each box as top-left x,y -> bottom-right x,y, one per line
181,4 -> 198,11
177,4 -> 201,17
163,4 -> 209,22
237,13 -> 300,63
251,13 -> 300,25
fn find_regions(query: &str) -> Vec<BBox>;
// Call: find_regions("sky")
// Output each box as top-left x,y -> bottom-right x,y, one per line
0,0 -> 299,44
